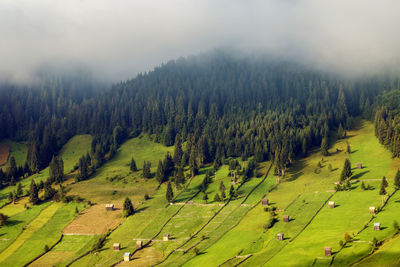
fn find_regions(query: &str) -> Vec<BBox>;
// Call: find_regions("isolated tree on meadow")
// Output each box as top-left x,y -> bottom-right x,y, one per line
155,160 -> 166,184
166,182 -> 174,203
142,161 -> 151,178
16,182 -> 23,197
29,179 -> 39,205
130,157 -> 137,172
382,176 -> 388,188
320,138 -> 329,156
340,159 -> 352,182
0,213 -> 8,226
213,193 -> 221,202
123,197 -> 134,217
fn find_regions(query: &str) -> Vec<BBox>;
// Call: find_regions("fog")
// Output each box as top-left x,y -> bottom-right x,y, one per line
1,0 -> 400,83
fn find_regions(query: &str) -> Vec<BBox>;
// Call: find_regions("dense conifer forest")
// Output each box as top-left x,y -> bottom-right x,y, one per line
1,53 -> 400,186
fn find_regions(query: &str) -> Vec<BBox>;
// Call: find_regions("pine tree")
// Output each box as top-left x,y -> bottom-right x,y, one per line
395,169 -> 400,189
173,141 -> 183,166
321,138 -> 329,156
156,160 -> 165,184
123,197 -> 134,217
343,158 -> 352,178
379,181 -> 387,196
16,182 -> 23,197
213,193 -> 221,202
166,182 -> 174,203
29,179 -> 39,205
142,161 -> 152,178
382,176 -> 388,188
130,157 -> 137,172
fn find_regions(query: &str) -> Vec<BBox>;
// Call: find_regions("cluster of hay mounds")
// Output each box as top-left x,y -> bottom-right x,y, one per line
63,202 -> 124,234
0,143 -> 10,166
116,245 -> 162,267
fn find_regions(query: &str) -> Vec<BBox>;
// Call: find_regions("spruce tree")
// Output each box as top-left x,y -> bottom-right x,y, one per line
380,181 -> 387,196
321,138 -> 329,156
130,157 -> 137,172
382,176 -> 388,188
395,169 -> 400,189
343,158 -> 352,178
123,197 -> 134,217
213,193 -> 221,202
155,160 -> 165,184
142,161 -> 151,178
16,182 -> 23,197
166,182 -> 174,203
174,167 -> 185,186
29,179 -> 39,205
173,141 -> 183,166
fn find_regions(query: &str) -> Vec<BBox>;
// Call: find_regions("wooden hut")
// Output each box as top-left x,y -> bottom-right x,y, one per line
283,215 -> 289,223
113,243 -> 120,251
105,204 -> 114,211
163,233 -> 170,241
261,199 -> 269,206
356,163 -> 362,169
136,240 -> 143,249
369,206 -> 376,214
277,233 -> 284,241
124,252 -> 130,262
374,222 -> 381,231
324,247 -> 332,256
328,201 -> 335,208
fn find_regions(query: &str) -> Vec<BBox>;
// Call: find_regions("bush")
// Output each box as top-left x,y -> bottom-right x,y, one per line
394,221 -> 400,233
144,194 -> 150,200
44,244 -> 50,252
344,232 -> 352,242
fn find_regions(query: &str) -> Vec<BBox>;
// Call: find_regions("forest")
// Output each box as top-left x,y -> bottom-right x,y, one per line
0,52 -> 399,188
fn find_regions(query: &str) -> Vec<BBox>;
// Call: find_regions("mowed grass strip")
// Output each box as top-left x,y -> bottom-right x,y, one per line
0,202 -> 62,263
0,201 -> 51,253
29,235 -> 97,267
2,202 -> 86,267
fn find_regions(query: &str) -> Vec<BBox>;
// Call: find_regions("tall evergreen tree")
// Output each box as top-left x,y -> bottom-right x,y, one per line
321,138 -> 329,156
123,197 -> 134,217
166,182 -> 174,203
395,169 -> 400,189
142,161 -> 152,178
29,179 -> 39,205
130,157 -> 137,172
16,182 -> 23,197
155,160 -> 166,184
343,158 -> 352,179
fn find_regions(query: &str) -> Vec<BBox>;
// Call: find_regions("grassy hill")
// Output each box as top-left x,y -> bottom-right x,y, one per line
0,121 -> 399,266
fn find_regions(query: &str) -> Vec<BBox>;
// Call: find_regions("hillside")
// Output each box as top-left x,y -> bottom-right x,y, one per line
0,120 -> 395,266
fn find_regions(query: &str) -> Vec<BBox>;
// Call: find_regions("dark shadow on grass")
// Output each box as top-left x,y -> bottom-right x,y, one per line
135,206 -> 148,213
351,150 -> 358,154
351,171 -> 370,180
6,219 -> 23,226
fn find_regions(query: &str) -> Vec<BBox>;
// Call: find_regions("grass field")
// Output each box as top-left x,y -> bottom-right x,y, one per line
0,140 -> 27,169
4,120 -> 400,267
0,202 -> 86,267
0,135 -> 92,207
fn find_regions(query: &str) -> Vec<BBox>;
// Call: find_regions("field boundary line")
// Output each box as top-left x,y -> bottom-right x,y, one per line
110,186 -> 202,266
154,162 -> 273,266
23,234 -> 64,267
336,188 -> 399,267
261,192 -> 335,265
233,254 -> 253,267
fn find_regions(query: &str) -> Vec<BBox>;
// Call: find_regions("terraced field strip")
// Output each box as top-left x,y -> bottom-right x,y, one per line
156,163 -> 273,266
0,203 -> 62,263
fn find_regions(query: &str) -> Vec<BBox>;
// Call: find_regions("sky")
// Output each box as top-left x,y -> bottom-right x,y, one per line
1,0 -> 400,83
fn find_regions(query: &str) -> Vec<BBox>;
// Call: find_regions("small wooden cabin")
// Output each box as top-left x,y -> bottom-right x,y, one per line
163,233 -> 170,241
328,201 -> 335,208
283,215 -> 289,223
356,163 -> 362,169
105,204 -> 114,211
324,247 -> 332,256
277,233 -> 284,241
113,243 -> 120,251
374,222 -> 381,231
261,199 -> 269,206
136,240 -> 143,249
369,206 -> 376,214
124,252 -> 130,262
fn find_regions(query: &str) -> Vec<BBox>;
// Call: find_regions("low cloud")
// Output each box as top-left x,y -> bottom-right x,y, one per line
1,0 -> 399,82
